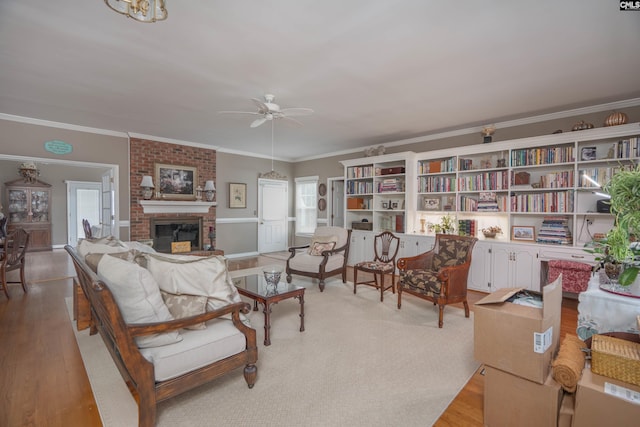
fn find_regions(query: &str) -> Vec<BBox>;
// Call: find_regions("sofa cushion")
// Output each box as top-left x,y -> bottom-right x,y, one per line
161,291 -> 208,330
288,252 -> 345,272
139,318 -> 246,381
77,237 -> 129,259
85,250 -> 136,273
140,253 -> 247,322
97,255 -> 182,348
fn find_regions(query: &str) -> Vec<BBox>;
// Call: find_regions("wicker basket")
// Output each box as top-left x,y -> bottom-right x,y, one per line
591,334 -> 640,386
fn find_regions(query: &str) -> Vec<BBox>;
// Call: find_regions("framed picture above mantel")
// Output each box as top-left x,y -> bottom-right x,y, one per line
155,163 -> 197,200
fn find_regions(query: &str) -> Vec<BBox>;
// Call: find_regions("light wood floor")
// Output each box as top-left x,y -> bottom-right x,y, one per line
0,250 -> 579,426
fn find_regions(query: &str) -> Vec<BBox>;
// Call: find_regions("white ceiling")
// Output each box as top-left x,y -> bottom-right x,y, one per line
1,1 -> 639,161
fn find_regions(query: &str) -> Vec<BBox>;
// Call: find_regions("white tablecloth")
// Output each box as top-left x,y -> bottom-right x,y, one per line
577,273 -> 640,340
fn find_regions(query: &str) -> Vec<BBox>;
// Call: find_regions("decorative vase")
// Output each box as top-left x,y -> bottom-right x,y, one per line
604,262 -> 622,281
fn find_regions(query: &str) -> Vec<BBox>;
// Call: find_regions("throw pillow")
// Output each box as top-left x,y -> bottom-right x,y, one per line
161,291 -> 208,330
309,241 -> 336,256
85,250 -> 136,273
77,238 -> 129,259
97,255 -> 182,348
141,253 -> 248,324
307,235 -> 338,255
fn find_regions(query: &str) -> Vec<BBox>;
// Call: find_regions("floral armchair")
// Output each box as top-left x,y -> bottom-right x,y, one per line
397,234 -> 477,328
286,226 -> 351,292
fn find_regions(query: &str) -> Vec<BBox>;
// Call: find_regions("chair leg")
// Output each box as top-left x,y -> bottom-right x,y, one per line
379,274 -> 384,302
20,264 -> 28,293
319,280 -> 325,292
244,363 -> 257,389
397,286 -> 402,309
438,305 -> 444,328
463,300 -> 470,318
353,268 -> 358,294
0,269 -> 9,299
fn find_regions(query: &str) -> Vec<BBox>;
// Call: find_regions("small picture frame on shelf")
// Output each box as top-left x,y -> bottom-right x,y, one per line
423,197 -> 440,210
512,225 -> 535,242
581,146 -> 597,161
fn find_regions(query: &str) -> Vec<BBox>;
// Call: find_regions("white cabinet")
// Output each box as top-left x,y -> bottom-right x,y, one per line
347,230 -> 375,265
468,241 -> 492,292
398,234 -> 434,260
491,243 -> 540,291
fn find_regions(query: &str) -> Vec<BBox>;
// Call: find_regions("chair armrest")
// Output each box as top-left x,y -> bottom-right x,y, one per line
397,250 -> 434,271
438,263 -> 472,297
128,302 -> 252,337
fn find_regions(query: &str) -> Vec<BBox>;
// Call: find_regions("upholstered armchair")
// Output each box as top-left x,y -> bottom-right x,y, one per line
286,226 -> 352,292
397,234 -> 477,328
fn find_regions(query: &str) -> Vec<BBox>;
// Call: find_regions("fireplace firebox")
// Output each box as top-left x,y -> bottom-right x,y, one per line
150,217 -> 203,253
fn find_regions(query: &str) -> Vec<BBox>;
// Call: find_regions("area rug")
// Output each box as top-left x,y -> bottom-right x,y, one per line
260,250 -> 291,261
68,274 -> 479,427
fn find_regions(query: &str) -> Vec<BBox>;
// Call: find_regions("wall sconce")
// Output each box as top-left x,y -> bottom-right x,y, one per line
204,180 -> 216,202
140,175 -> 155,200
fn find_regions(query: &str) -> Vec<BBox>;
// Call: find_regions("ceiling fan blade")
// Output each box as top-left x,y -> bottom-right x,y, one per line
251,98 -> 270,114
281,107 -> 314,117
218,110 -> 261,116
281,116 -> 303,126
250,117 -> 267,128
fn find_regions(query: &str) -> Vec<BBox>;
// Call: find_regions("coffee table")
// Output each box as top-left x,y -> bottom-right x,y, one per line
232,273 -> 305,346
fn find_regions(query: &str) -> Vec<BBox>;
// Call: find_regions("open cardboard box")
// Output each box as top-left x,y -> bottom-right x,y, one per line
484,366 -> 562,427
474,276 -> 562,384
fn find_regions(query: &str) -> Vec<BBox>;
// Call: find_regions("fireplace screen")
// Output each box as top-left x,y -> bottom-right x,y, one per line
150,217 -> 202,253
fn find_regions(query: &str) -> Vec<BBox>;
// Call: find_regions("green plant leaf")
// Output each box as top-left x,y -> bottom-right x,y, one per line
618,266 -> 639,287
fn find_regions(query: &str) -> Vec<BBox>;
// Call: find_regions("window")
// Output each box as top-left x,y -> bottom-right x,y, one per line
295,176 -> 318,235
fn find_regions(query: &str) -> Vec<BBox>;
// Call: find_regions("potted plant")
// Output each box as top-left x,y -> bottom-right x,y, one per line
587,165 -> 640,286
429,214 -> 456,234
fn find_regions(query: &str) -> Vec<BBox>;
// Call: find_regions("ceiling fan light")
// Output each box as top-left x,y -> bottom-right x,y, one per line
105,0 -> 167,23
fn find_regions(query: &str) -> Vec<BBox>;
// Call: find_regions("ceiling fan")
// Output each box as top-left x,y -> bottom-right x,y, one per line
219,94 -> 313,128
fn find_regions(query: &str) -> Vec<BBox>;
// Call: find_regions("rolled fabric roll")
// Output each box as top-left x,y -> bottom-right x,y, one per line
552,335 -> 586,392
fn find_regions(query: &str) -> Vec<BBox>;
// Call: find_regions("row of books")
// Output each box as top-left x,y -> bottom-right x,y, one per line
536,217 -> 573,245
612,137 -> 640,159
511,146 -> 575,167
458,219 -> 477,237
346,181 -> 374,195
538,171 -> 574,188
346,166 -> 374,179
457,171 -> 509,191
510,192 -> 574,213
578,164 -> 634,187
418,176 -> 455,192
417,158 -> 456,174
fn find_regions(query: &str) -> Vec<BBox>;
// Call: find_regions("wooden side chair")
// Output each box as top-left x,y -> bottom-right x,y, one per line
353,231 -> 400,302
397,234 -> 477,328
82,219 -> 93,239
0,228 -> 30,299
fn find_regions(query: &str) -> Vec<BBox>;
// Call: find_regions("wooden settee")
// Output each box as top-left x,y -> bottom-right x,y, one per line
65,245 -> 258,427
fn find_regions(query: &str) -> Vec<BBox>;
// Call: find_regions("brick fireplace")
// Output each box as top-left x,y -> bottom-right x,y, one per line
129,137 -> 216,247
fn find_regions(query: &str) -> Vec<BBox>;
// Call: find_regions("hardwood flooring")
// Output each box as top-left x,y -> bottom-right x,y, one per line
0,250 -> 579,426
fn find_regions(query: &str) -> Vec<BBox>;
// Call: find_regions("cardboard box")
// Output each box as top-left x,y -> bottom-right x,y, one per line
484,366 -> 562,427
474,276 -> 562,384
558,393 -> 574,427
572,368 -> 640,427
347,197 -> 364,210
171,241 -> 191,253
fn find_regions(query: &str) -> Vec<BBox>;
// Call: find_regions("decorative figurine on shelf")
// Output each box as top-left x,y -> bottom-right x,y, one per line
208,226 -> 216,250
481,125 -> 496,143
18,162 -> 39,183
420,216 -> 426,233
195,185 -> 203,201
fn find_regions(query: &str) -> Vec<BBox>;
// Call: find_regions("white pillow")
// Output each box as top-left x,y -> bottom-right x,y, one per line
97,255 -> 182,348
77,238 -> 129,259
307,235 -> 338,255
141,253 -> 247,322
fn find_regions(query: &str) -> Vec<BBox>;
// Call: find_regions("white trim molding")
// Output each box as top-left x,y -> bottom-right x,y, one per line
139,200 -> 216,214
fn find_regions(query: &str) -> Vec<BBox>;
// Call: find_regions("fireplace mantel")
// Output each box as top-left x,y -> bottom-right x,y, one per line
139,200 -> 217,214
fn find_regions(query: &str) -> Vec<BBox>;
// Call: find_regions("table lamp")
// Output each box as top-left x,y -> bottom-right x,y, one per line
140,175 -> 155,200
204,180 -> 216,202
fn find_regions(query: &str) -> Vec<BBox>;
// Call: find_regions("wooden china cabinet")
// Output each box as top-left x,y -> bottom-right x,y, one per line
5,178 -> 52,251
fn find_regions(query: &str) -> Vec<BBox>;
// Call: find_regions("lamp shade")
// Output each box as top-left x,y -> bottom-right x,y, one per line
204,180 -> 216,191
140,175 -> 155,188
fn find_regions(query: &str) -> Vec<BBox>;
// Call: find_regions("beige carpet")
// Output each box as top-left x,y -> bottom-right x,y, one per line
68,273 -> 479,427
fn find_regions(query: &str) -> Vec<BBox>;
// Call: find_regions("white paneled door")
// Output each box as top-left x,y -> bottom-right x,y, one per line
258,179 -> 288,253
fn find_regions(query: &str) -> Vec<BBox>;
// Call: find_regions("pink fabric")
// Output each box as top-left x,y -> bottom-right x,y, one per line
548,260 -> 592,293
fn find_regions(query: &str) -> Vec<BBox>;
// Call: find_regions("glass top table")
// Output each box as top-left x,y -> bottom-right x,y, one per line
231,270 -> 305,346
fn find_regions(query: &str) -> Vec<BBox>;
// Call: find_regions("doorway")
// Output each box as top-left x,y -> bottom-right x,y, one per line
258,178 -> 288,253
66,181 -> 101,244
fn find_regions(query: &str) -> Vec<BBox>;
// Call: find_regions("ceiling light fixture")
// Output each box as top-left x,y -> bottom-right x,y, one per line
104,0 -> 168,23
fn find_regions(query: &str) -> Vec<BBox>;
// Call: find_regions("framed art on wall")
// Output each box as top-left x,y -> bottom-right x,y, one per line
155,163 -> 197,200
229,183 -> 247,208
512,225 -> 535,241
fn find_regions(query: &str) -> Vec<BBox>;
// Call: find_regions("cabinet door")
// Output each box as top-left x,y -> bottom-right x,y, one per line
7,188 -> 29,223
468,242 -> 492,292
512,245 -> 540,291
490,245 -> 512,291
28,227 -> 51,251
348,230 -> 374,265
